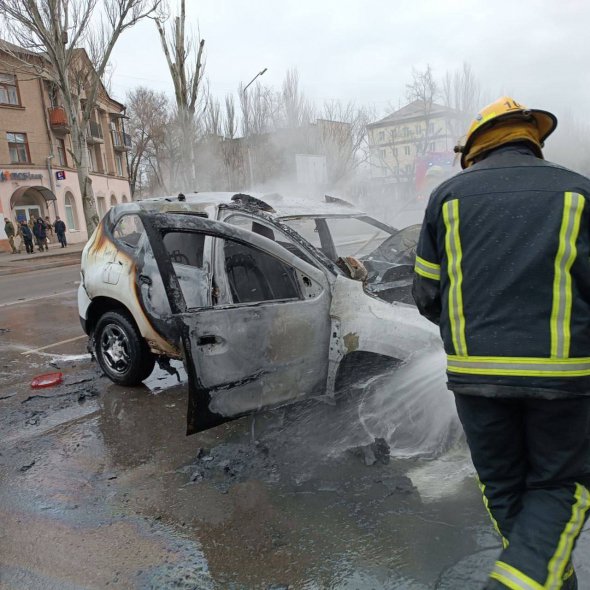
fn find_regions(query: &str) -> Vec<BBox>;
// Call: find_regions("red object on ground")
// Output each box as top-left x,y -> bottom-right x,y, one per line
31,372 -> 64,389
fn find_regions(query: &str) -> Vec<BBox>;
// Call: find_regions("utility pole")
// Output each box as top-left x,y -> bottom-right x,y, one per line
242,68 -> 268,188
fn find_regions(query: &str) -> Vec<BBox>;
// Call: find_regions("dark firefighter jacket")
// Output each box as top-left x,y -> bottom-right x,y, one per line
413,144 -> 590,398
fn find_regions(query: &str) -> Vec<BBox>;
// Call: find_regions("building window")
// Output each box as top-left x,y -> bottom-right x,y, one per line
87,147 -> 96,172
93,145 -> 104,173
415,124 -> 421,134
428,123 -> 434,134
115,153 -> 124,176
7,132 -> 30,163
96,196 -> 106,219
57,139 -> 67,166
393,147 -> 398,157
64,191 -> 78,230
430,142 -> 436,151
121,195 -> 128,203
378,131 -> 385,142
0,73 -> 19,106
402,127 -> 409,137
404,145 -> 411,155
110,194 -> 117,208
380,148 -> 386,160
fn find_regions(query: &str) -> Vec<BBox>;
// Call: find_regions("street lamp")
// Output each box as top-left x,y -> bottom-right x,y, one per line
243,67 -> 268,94
242,68 -> 268,188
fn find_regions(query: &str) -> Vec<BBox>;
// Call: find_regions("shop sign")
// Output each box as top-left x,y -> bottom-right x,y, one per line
0,170 -> 44,182
55,170 -> 66,180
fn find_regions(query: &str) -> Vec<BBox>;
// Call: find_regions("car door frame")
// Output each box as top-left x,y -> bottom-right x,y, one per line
139,211 -> 333,434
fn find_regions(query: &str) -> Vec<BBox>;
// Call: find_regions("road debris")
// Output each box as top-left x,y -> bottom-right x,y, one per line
31,372 -> 63,389
19,459 -> 35,472
348,437 -> 391,466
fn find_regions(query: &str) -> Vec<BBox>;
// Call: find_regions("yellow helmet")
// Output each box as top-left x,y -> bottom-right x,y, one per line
455,97 -> 557,169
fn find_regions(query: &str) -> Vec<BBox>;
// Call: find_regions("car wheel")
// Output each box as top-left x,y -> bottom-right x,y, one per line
94,310 -> 155,386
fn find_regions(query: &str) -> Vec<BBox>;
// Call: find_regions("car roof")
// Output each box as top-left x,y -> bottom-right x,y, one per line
125,191 -> 367,219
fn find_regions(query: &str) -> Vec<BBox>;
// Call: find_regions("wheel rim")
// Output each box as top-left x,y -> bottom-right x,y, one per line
100,323 -> 131,375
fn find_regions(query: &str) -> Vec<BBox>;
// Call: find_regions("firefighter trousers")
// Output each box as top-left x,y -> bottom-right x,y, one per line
453,393 -> 590,590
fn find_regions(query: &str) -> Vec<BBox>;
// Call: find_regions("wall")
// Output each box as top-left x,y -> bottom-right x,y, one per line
0,50 -> 131,252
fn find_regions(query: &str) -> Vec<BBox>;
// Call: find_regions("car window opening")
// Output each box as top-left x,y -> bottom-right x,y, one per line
163,231 -> 205,267
225,214 -> 316,266
113,214 -> 145,249
223,240 -> 300,304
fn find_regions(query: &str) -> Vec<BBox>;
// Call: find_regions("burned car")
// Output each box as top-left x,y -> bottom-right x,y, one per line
78,192 -> 438,433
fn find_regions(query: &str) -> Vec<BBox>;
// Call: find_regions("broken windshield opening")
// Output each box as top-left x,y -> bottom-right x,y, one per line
282,215 -> 419,304
324,217 -> 391,259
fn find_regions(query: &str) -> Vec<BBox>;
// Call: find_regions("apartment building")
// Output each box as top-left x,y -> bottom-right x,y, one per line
367,100 -> 459,184
0,43 -> 131,252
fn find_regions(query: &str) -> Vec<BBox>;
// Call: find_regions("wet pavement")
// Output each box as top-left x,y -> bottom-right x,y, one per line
1,270 -> 589,589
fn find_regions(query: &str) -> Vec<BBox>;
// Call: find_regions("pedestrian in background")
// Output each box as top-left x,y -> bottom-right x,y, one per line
19,220 -> 34,254
44,216 -> 54,243
13,219 -> 24,253
33,216 -> 48,251
413,97 -> 590,590
54,216 -> 67,247
3,217 -> 19,253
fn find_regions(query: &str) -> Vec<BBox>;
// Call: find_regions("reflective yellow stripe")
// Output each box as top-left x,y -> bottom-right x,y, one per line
551,192 -> 585,358
415,256 -> 441,281
545,483 -> 590,589
477,478 -> 509,549
415,255 -> 440,271
447,355 -> 590,377
491,561 -> 544,590
443,199 -> 467,356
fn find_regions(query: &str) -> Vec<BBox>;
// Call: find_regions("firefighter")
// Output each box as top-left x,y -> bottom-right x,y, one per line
412,97 -> 590,590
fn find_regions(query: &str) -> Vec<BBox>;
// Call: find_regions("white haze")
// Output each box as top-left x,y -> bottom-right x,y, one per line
110,0 -> 590,120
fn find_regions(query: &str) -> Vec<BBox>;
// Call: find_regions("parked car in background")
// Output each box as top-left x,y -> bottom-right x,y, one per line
78,192 -> 436,433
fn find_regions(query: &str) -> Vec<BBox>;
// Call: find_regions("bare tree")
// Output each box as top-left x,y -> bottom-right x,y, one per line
223,94 -> 236,139
405,64 -> 440,157
155,0 -> 205,189
280,68 -> 312,129
441,62 -> 484,140
126,86 -> 169,197
0,0 -> 161,235
203,96 -> 221,137
239,81 -> 277,137
318,101 -> 374,186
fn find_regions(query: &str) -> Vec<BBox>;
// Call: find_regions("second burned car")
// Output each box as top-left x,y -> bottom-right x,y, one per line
78,192 -> 438,433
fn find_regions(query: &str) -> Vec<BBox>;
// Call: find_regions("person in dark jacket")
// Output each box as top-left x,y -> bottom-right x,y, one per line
44,216 -> 54,241
413,97 -> 590,590
33,217 -> 48,251
19,220 -> 34,254
54,216 -> 67,247
4,217 -> 18,253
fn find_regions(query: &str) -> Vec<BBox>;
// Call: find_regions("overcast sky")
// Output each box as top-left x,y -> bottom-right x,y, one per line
109,0 -> 588,124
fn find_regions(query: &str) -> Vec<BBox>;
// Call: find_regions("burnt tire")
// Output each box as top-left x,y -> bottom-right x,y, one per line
94,310 -> 155,386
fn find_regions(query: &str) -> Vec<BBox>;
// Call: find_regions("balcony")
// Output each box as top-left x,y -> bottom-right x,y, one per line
111,130 -> 131,151
86,120 -> 104,144
48,106 -> 70,135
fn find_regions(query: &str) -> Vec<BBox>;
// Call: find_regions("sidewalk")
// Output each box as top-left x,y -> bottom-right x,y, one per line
0,240 -> 85,276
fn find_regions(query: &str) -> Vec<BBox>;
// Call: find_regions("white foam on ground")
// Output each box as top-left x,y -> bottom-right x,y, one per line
357,346 -> 462,459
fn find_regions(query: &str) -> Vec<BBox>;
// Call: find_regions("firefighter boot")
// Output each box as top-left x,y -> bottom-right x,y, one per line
483,563 -> 577,590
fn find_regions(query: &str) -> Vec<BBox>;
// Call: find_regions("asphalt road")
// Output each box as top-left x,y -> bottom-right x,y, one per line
1,264 -> 589,589
0,264 -> 80,307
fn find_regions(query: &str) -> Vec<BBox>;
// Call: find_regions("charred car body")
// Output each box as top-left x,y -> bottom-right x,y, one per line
78,192 -> 438,433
